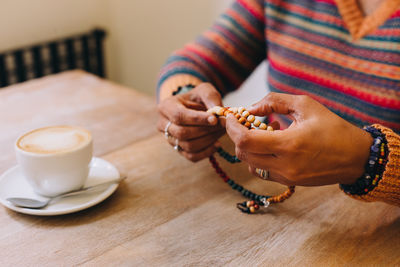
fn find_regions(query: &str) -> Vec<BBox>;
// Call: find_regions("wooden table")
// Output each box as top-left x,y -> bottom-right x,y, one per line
0,71 -> 399,266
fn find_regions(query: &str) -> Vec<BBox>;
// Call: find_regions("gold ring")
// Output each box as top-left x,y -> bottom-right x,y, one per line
255,168 -> 270,180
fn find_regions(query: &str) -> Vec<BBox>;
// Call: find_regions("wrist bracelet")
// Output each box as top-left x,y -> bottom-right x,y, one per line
340,126 -> 388,195
172,84 -> 195,96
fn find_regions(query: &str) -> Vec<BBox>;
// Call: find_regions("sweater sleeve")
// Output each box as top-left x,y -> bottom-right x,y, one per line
157,0 -> 266,101
345,124 -> 400,206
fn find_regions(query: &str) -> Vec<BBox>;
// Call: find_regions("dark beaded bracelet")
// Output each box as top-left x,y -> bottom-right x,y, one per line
340,126 -> 388,195
172,84 -> 195,96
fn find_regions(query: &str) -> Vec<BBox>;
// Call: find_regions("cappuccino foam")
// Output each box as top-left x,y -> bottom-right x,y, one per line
17,126 -> 91,154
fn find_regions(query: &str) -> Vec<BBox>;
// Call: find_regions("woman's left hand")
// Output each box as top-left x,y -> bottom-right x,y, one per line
225,92 -> 373,186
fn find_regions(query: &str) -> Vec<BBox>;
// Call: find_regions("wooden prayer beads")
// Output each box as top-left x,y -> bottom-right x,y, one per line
207,105 -> 296,214
207,106 -> 270,131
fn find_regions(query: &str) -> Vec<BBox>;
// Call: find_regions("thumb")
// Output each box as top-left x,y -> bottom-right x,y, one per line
195,83 -> 223,109
248,92 -> 300,117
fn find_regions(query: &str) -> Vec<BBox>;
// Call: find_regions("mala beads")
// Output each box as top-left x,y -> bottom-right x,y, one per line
207,106 -> 296,214
211,153 -> 295,214
207,106 -> 274,131
170,86 -> 295,214
216,147 -> 240,163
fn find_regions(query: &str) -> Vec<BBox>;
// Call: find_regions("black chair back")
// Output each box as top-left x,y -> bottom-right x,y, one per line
0,28 -> 106,88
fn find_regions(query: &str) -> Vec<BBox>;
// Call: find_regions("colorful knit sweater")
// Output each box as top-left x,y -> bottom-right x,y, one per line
157,0 -> 400,206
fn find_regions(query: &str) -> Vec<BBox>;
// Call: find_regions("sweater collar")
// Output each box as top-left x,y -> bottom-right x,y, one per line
334,0 -> 400,40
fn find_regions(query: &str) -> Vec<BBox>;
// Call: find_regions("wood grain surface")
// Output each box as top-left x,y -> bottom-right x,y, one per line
0,71 -> 399,266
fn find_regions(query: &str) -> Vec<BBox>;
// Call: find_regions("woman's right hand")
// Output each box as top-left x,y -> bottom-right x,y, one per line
157,83 -> 225,162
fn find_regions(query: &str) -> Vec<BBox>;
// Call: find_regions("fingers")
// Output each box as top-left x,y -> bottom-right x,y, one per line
158,98 -> 218,126
235,149 -> 279,171
157,116 -> 224,141
180,145 -> 217,162
167,130 -> 225,153
184,100 -> 207,111
247,92 -> 304,118
192,83 -> 223,109
225,114 -> 288,154
218,116 -> 226,128
248,165 -> 295,186
157,83 -> 223,126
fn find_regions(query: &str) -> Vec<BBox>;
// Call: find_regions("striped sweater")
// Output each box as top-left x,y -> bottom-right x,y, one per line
157,0 -> 400,206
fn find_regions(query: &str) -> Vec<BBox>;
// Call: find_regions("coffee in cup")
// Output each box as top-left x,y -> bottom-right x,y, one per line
15,126 -> 93,197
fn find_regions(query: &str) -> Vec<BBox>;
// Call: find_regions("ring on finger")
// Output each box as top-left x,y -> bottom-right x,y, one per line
164,121 -> 172,139
174,138 -> 182,151
255,168 -> 270,180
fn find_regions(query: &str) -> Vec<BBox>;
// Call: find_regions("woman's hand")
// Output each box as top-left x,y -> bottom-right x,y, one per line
157,83 -> 225,162
225,93 -> 373,186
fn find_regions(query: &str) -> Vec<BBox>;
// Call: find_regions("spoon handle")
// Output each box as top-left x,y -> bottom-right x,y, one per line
54,175 -> 127,199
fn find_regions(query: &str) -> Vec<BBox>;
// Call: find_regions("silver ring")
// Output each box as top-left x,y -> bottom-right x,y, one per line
173,138 -> 181,151
164,121 -> 172,139
255,168 -> 270,180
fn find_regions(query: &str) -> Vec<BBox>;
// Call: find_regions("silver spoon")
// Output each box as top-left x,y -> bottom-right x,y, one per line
6,176 -> 127,209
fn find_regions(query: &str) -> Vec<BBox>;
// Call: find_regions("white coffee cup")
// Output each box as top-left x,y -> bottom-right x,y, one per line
15,125 -> 93,197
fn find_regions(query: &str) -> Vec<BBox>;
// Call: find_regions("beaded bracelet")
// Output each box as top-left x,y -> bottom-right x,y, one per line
172,84 -> 196,96
340,126 -> 388,195
208,106 -> 295,214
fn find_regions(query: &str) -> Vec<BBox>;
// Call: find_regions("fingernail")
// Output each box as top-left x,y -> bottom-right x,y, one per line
208,116 -> 217,125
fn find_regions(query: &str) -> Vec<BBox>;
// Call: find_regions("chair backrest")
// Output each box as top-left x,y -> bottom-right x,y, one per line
0,28 -> 106,88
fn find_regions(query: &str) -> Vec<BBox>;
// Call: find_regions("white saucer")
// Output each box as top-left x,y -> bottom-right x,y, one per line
0,157 -> 120,216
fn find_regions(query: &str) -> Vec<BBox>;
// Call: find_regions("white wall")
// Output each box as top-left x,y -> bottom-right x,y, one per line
0,0 -> 267,102
0,0 -> 107,51
102,0 -> 235,94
